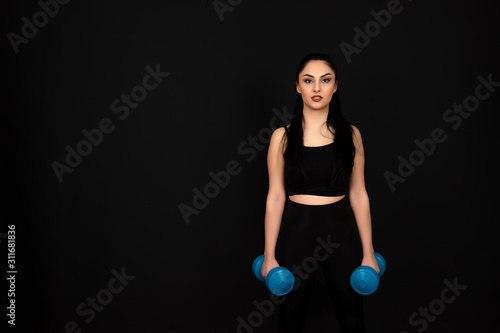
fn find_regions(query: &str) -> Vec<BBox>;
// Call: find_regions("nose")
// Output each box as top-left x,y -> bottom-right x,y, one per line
314,81 -> 321,92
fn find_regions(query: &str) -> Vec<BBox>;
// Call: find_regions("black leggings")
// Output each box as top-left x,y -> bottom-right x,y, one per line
275,196 -> 366,333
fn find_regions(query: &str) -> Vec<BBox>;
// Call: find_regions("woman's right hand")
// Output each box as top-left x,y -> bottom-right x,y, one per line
261,256 -> 280,280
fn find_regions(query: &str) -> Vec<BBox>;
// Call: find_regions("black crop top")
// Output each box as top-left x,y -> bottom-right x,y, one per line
284,141 -> 348,196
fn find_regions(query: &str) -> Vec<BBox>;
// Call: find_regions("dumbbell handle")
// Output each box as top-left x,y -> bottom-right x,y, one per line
252,254 -> 295,296
350,252 -> 386,296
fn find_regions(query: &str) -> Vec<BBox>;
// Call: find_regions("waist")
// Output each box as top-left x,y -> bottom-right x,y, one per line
288,194 -> 346,206
282,195 -> 356,237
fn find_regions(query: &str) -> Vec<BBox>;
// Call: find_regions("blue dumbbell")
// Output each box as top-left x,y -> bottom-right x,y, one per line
252,254 -> 295,296
350,252 -> 386,295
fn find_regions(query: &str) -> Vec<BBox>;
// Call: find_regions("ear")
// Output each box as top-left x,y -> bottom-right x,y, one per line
296,80 -> 301,94
333,79 -> 338,94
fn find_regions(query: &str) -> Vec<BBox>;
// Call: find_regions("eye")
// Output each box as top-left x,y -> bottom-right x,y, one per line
304,78 -> 331,83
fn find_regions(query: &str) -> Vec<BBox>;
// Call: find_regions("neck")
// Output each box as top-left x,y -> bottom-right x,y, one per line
302,103 -> 329,130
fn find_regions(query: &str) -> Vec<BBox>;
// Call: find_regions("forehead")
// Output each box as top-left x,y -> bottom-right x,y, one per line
301,60 -> 333,75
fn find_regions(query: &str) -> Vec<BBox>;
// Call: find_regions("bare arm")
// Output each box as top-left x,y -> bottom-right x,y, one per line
348,125 -> 379,272
262,126 -> 287,277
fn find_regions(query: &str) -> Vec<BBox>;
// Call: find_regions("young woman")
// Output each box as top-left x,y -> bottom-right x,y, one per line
262,53 -> 380,333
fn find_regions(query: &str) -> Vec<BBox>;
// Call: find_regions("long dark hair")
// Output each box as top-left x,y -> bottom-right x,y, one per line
281,53 -> 356,190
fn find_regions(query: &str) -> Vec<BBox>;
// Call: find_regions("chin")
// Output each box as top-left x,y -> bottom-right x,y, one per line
307,100 -> 330,108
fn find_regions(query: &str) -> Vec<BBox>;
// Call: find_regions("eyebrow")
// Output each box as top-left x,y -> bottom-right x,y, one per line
302,73 -> 333,78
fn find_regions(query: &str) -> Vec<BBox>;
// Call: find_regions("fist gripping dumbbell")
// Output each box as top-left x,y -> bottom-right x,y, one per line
252,254 -> 295,296
350,252 -> 386,295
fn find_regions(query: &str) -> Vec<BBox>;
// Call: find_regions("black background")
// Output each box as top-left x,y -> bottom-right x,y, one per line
1,0 -> 499,332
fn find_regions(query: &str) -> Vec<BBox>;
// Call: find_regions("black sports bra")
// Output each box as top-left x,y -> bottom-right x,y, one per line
284,141 -> 347,197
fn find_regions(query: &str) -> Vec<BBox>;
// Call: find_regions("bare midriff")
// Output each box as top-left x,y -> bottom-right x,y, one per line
288,194 -> 345,205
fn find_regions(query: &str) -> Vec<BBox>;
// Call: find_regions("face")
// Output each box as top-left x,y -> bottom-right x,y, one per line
296,60 -> 337,109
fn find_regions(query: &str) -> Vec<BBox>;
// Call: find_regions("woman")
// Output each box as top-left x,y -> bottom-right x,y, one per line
262,53 -> 380,333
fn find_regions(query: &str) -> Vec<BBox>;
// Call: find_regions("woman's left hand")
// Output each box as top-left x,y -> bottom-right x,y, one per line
361,253 -> 380,274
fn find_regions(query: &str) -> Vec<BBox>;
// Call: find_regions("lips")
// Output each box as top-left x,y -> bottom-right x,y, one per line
312,95 -> 323,101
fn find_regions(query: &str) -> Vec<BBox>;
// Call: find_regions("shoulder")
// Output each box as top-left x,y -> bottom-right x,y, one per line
350,124 -> 362,139
269,125 -> 289,153
350,124 -> 360,135
271,124 -> 289,142
349,124 -> 363,149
